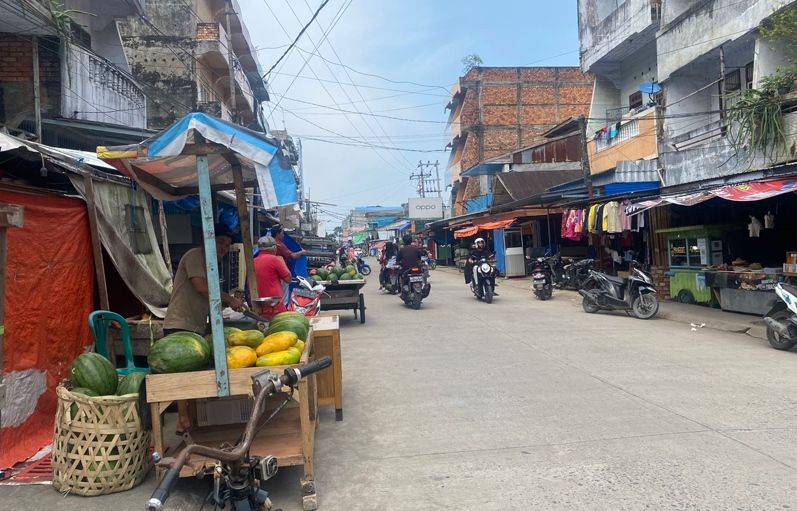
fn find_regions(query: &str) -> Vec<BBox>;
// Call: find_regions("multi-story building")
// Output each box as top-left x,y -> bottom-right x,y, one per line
445,66 -> 593,216
118,0 -> 268,130
0,0 -> 151,149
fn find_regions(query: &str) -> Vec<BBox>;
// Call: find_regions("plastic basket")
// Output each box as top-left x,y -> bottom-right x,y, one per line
51,384 -> 151,496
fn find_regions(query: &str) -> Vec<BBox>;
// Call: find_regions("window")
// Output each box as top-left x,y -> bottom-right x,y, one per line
723,69 -> 741,93
669,237 -> 704,267
126,205 -> 153,255
745,62 -> 754,89
628,91 -> 643,110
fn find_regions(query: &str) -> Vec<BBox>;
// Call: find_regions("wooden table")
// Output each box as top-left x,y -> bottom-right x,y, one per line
145,330 -> 321,510
309,316 -> 343,421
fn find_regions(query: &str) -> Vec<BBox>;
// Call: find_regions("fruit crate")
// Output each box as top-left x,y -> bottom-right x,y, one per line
315,280 -> 366,324
145,329 -> 322,510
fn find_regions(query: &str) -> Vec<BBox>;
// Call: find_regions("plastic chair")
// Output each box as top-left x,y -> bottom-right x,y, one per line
88,310 -> 149,376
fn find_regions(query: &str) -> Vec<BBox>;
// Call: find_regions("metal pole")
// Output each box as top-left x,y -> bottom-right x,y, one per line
198,155 -> 229,397
578,116 -> 593,199
546,208 -> 552,251
32,36 -> 42,141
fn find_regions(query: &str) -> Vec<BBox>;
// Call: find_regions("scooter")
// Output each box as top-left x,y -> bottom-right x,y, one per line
579,262 -> 659,319
529,256 -> 553,300
421,253 -> 436,270
470,257 -> 497,304
355,255 -> 372,276
254,276 -> 325,323
381,257 -> 401,294
763,282 -> 797,350
561,258 -> 595,290
400,265 -> 430,309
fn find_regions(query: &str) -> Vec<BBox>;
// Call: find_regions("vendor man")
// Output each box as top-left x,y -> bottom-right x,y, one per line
163,223 -> 245,434
271,223 -> 307,267
163,223 -> 246,336
254,235 -> 292,318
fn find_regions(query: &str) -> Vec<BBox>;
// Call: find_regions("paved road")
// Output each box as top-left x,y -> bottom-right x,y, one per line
4,265 -> 797,510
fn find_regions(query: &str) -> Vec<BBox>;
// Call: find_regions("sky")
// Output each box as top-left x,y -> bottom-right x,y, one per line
237,0 -> 581,233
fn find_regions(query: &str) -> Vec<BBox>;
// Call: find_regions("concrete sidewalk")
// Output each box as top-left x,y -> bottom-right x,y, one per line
437,265 -> 769,342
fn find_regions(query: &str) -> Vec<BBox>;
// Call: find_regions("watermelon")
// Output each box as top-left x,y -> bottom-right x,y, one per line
266,319 -> 308,341
166,331 -> 212,364
329,274 -> 339,283
148,334 -> 208,374
271,311 -> 311,328
345,265 -> 356,274
116,372 -> 146,396
70,353 -> 118,395
317,268 -> 329,280
70,387 -> 99,397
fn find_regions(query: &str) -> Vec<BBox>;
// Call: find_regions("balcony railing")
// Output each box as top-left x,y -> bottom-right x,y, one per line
196,22 -> 254,111
595,118 -> 640,152
63,43 -> 146,128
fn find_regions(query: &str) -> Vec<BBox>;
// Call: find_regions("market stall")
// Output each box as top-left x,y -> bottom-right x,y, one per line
97,114 -> 324,508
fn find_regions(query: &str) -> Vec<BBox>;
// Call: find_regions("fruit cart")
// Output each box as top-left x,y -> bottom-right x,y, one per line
316,279 -> 367,324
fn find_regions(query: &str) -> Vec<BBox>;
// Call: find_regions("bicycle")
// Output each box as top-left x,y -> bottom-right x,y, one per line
146,357 -> 332,511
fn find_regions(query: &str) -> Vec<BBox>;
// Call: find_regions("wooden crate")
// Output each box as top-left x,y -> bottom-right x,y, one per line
309,315 -> 343,421
145,329 -> 320,510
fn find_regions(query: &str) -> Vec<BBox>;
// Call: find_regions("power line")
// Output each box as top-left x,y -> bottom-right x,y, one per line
300,135 -> 446,152
262,0 -> 331,79
274,94 -> 454,123
268,72 -> 451,97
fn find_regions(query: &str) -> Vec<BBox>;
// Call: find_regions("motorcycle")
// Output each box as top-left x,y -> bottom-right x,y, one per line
470,257 -> 497,303
400,265 -> 430,309
763,282 -> 797,350
529,257 -> 553,300
254,276 -> 324,324
560,257 -> 595,290
381,256 -> 401,294
421,253 -> 436,270
355,255 -> 372,276
578,261 -> 659,319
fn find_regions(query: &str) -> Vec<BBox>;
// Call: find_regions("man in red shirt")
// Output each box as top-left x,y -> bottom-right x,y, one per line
271,224 -> 307,266
254,235 -> 292,319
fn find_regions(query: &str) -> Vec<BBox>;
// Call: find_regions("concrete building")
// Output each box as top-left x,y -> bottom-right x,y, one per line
0,0 -> 152,149
118,0 -> 268,130
445,67 -> 593,216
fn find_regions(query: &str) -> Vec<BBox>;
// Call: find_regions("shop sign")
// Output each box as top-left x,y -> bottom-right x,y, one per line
408,198 -> 444,219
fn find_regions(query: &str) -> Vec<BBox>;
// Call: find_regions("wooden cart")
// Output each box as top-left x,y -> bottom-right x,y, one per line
317,280 -> 367,324
145,331 -> 321,510
309,316 -> 343,421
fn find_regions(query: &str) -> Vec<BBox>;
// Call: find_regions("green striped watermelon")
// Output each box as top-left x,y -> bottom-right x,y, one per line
70,353 -> 118,395
148,334 -> 208,374
116,372 -> 146,396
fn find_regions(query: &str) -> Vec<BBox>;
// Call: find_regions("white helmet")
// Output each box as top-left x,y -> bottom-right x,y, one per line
475,237 -> 485,246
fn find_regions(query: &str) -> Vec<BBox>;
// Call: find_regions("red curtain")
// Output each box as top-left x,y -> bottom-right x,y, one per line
0,191 -> 95,468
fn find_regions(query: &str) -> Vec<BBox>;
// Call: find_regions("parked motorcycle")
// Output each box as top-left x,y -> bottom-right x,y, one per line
422,253 -> 437,270
763,282 -> 797,350
579,261 -> 659,319
355,255 -> 372,276
470,257 -> 497,303
254,276 -> 324,324
400,265 -> 430,309
529,257 -> 553,300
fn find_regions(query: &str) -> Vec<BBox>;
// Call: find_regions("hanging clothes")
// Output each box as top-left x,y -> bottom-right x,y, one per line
574,209 -> 584,236
564,209 -> 578,239
604,201 -> 622,233
764,210 -> 775,229
587,205 -> 598,234
748,216 -> 762,237
561,210 -> 568,238
620,200 -> 632,231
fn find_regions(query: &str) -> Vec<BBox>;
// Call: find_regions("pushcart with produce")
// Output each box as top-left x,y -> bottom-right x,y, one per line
311,264 -> 367,324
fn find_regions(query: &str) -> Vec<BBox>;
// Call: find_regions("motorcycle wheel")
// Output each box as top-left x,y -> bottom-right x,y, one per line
582,296 -> 599,313
361,266 -> 372,276
485,286 -> 493,304
411,293 -> 422,310
632,294 -> 659,319
429,261 -> 437,270
544,287 -> 553,300
766,310 -> 797,350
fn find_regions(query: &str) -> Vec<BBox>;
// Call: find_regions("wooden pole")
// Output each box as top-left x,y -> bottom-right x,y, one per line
198,155 -> 229,397
0,204 -> 23,417
578,115 -> 594,199
232,166 -> 258,301
158,201 -> 173,276
84,175 -> 110,310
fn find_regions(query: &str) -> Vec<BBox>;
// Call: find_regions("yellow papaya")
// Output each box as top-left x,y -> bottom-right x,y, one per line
293,340 -> 305,353
255,349 -> 301,367
226,346 -> 257,369
228,330 -> 265,348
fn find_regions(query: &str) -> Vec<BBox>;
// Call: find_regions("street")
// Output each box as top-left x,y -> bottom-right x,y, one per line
3,264 -> 797,510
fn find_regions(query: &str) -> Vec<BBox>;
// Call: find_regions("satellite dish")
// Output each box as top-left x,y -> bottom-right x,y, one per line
639,82 -> 661,94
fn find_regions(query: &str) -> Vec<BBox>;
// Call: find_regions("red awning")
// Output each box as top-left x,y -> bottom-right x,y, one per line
475,218 -> 516,230
453,226 -> 480,238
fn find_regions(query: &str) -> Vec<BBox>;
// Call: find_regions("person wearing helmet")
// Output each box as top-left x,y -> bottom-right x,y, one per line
465,237 -> 493,285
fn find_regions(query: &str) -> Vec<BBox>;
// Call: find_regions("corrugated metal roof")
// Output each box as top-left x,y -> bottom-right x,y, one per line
493,170 -> 584,205
615,159 -> 660,183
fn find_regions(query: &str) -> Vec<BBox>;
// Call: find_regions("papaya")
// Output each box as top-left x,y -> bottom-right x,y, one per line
226,346 -> 257,369
227,330 -> 265,348
293,340 -> 305,353
255,331 -> 298,356
223,326 -> 242,342
255,349 -> 301,367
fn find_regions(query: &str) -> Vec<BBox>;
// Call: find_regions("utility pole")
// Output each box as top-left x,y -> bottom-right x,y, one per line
225,0 -> 237,124
410,161 -> 441,197
578,115 -> 594,199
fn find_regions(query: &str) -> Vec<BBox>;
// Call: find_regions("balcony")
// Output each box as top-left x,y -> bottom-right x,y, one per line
62,43 -> 146,128
588,109 -> 658,174
196,22 -> 255,113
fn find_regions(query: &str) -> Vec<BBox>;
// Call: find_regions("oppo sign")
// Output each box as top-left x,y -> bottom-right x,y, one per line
408,198 -> 444,219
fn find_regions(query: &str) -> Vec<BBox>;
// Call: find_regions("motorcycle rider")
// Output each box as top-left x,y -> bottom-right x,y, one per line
379,240 -> 399,290
396,234 -> 422,284
465,238 -> 491,283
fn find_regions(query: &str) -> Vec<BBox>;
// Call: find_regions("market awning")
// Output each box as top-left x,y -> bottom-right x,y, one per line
97,112 -> 298,207
475,218 -> 516,230
453,225 -> 479,238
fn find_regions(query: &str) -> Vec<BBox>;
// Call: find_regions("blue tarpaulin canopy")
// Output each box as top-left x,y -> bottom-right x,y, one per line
97,112 -> 298,207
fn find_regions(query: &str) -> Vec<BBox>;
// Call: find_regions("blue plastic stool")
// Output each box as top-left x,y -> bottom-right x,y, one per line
88,310 -> 149,376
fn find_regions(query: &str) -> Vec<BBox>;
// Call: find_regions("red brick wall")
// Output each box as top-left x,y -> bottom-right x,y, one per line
196,23 -> 219,41
650,265 -> 671,299
0,35 -> 61,128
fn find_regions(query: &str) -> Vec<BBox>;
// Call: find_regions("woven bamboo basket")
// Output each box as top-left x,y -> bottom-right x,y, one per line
52,384 -> 151,496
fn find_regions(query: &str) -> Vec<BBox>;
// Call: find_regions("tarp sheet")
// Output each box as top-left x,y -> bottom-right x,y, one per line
453,218 -> 515,238
454,226 -> 479,238
0,191 -> 95,468
68,176 -> 173,316
98,113 -> 298,208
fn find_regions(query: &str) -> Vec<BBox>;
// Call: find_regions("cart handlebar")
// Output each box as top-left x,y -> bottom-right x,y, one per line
145,357 -> 332,511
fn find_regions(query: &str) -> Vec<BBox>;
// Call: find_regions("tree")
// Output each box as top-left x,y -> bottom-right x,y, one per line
461,54 -> 483,74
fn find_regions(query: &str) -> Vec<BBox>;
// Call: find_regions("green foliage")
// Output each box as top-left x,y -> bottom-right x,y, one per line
461,54 -> 483,74
761,7 -> 797,63
728,87 -> 785,164
759,66 -> 797,95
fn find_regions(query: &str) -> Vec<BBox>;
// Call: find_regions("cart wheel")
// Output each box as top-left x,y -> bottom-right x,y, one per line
359,293 -> 366,324
335,408 -> 343,421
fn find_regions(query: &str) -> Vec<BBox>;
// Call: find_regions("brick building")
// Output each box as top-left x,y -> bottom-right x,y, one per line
445,67 -> 593,216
